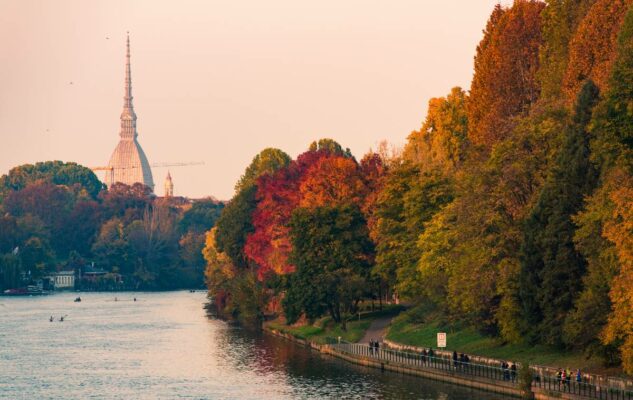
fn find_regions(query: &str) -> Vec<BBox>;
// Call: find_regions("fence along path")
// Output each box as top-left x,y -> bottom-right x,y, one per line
325,341 -> 633,400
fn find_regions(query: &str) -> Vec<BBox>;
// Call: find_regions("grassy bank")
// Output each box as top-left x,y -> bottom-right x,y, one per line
266,305 -> 404,345
386,312 -> 620,375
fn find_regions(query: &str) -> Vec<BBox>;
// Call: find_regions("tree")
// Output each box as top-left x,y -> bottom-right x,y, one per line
538,0 -> 597,102
467,1 -> 545,149
178,198 -> 224,234
234,148 -> 291,193
562,0 -> 633,102
100,182 -> 152,223
215,185 -> 257,268
244,141 -> 350,278
92,218 -> 133,275
0,161 -> 103,202
284,204 -> 374,328
299,156 -> 367,209
404,87 -> 469,173
215,148 -> 290,268
519,81 -> 600,345
585,9 -> 633,371
371,163 -> 453,300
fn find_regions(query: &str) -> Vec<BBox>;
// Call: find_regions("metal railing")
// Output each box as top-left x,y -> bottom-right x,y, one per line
328,342 -> 517,384
326,342 -> 633,400
534,375 -> 633,400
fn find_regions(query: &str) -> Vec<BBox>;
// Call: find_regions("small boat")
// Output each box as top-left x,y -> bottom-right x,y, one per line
74,297 -> 81,302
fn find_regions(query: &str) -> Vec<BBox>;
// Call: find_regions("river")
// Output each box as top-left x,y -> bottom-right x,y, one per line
0,291 -> 510,399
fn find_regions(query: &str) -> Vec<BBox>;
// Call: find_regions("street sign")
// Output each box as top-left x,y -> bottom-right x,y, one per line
437,332 -> 447,348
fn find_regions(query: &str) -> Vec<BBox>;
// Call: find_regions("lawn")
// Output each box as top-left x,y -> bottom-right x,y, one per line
386,314 -> 620,375
266,304 -> 404,345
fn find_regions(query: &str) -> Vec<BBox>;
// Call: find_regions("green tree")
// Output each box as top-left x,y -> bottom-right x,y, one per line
0,161 -> 103,202
178,198 -> 224,234
519,81 -> 600,345
235,148 -> 291,192
284,204 -> 374,328
538,0 -> 597,102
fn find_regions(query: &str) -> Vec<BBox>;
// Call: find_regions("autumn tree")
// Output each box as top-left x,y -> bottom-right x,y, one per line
538,0 -> 597,102
467,0 -> 545,149
244,141 -> 351,278
404,87 -> 469,173
581,8 -> 633,371
562,0 -> 633,102
215,148 -> 290,269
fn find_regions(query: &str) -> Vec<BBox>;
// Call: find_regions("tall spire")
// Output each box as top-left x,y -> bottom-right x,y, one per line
120,32 -> 137,140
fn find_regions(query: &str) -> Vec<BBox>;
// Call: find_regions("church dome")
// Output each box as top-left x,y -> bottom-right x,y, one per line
106,138 -> 154,190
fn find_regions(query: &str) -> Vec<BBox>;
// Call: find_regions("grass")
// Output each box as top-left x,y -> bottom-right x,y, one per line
387,314 -> 617,374
266,304 -> 404,345
267,318 -> 371,344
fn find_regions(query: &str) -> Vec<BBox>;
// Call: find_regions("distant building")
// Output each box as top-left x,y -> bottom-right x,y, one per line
51,271 -> 75,290
81,264 -> 108,281
164,171 -> 174,197
105,34 -> 154,191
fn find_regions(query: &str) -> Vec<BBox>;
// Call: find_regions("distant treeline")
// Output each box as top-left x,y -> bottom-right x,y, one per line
0,161 -> 224,290
204,0 -> 633,374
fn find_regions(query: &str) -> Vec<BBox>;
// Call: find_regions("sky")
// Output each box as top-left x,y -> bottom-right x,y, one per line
0,0 -> 507,199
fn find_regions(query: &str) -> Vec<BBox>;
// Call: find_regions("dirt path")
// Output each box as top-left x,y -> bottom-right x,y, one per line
359,316 -> 393,344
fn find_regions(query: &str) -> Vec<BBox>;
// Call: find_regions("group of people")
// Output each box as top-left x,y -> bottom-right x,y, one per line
419,348 -> 436,363
556,368 -> 582,385
368,339 -> 381,355
452,351 -> 472,370
499,361 -> 517,382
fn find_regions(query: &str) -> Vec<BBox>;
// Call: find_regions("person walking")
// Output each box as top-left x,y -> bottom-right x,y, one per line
575,369 -> 582,383
510,363 -> 517,383
452,351 -> 458,370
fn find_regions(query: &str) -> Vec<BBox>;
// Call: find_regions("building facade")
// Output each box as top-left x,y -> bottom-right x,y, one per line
52,271 -> 75,290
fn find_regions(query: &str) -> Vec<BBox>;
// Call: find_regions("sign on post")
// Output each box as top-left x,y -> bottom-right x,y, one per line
437,332 -> 447,348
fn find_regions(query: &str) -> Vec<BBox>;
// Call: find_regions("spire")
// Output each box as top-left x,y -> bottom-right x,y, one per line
164,171 -> 174,197
120,32 -> 137,140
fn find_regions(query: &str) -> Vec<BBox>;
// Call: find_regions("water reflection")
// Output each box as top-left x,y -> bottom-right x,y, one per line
0,291 -> 510,399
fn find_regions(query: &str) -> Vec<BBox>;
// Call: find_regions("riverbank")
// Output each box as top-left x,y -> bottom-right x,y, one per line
264,305 -> 404,344
264,325 -> 633,400
386,312 -> 625,377
264,324 -> 526,398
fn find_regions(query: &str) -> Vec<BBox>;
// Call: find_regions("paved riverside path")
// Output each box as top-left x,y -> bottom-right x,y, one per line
359,316 -> 393,344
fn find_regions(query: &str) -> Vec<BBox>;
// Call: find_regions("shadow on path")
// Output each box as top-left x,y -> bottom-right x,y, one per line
359,316 -> 393,344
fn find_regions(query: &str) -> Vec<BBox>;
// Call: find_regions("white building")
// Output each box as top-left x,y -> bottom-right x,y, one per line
52,271 -> 75,290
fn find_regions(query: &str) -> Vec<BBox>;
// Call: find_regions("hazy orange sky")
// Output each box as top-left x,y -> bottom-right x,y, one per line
0,0 -> 508,199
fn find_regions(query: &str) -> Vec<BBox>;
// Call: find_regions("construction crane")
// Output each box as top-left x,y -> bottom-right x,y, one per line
91,162 -> 204,184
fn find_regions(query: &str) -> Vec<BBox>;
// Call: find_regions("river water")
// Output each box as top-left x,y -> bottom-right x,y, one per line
0,291 -> 508,399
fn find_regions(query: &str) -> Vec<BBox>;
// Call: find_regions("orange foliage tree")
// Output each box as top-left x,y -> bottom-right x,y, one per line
563,0 -> 633,102
467,0 -> 545,149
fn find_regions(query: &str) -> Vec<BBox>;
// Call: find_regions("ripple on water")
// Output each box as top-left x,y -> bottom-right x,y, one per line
0,291 -> 511,399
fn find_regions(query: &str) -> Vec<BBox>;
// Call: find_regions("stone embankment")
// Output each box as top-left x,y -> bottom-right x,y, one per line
265,326 -> 633,400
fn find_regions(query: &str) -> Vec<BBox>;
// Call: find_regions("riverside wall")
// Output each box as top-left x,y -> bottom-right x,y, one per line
264,326 -> 630,400
264,327 -> 525,398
